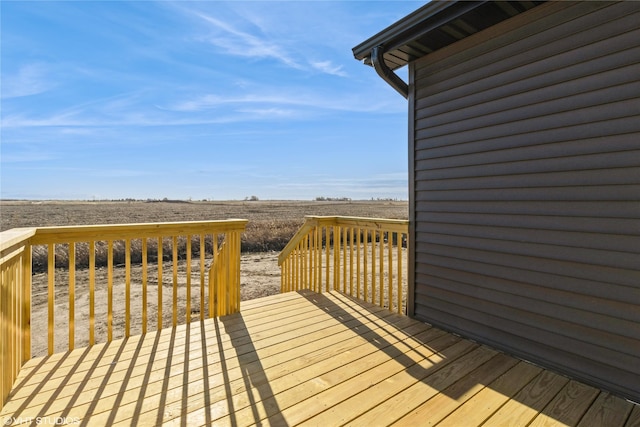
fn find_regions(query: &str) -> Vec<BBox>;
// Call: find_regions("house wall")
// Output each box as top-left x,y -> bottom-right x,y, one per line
410,1 -> 640,401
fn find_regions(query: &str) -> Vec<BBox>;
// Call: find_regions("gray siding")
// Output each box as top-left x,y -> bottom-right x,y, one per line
411,1 -> 640,402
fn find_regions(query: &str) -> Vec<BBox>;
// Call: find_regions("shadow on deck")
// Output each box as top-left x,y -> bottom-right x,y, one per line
1,290 -> 638,426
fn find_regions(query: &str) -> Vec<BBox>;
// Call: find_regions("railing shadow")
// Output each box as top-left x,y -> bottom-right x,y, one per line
2,351 -> 76,423
2,289 -> 626,426
292,290 -> 628,426
298,290 -> 490,400
219,315 -> 287,427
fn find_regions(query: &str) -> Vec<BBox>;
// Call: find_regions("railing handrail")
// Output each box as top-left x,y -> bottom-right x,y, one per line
1,221 -> 248,250
278,218 -> 318,265
278,216 -> 408,265
0,228 -> 36,257
27,219 -> 248,244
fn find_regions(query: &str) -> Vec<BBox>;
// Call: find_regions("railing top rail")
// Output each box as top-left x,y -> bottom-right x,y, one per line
28,219 -> 249,244
304,215 -> 408,225
278,215 -> 408,265
0,227 -> 37,255
307,215 -> 408,231
278,221 -> 316,266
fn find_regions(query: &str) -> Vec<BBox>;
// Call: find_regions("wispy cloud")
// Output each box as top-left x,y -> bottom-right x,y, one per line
309,60 -> 347,77
173,3 -> 351,78
236,107 -> 296,118
193,11 -> 301,69
1,105 -> 301,128
0,151 -> 57,163
166,89 -> 403,115
1,63 -> 55,98
274,173 -> 408,199
168,93 -> 308,112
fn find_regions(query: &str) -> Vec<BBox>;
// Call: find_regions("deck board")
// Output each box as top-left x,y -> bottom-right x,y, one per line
1,290 -> 637,426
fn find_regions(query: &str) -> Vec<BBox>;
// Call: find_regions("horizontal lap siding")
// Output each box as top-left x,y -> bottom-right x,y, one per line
411,1 -> 640,402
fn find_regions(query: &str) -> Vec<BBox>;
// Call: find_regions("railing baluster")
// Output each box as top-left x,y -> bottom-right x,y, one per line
200,234 -> 205,321
283,258 -> 289,293
6,264 -> 12,388
335,226 -> 340,291
303,235 -> 308,290
89,241 -> 95,345
299,241 -> 303,291
172,236 -> 178,328
308,231 -> 314,292
356,228 -> 361,300
315,228 -> 320,292
289,244 -> 294,291
388,232 -> 393,312
1,264 -> 5,402
69,242 -> 75,351
292,244 -> 297,292
379,232 -> 384,308
223,236 -> 230,315
308,234 -> 312,290
363,229 -> 368,303
2,263 -> 8,398
221,236 -> 227,315
48,243 -> 55,355
281,255 -> 285,293
288,257 -> 292,293
142,238 -> 148,334
125,238 -> 131,338
299,240 -> 303,291
342,227 -> 347,293
288,251 -> 296,291
349,227 -> 354,297
157,237 -> 163,330
397,235 -> 403,314
186,235 -> 191,325
108,240 -> 113,341
316,227 -> 320,292
280,252 -> 290,294
10,264 -> 16,380
22,240 -> 31,362
2,264 -> 7,402
209,233 -> 217,318
299,237 -> 303,290
324,227 -> 329,292
234,230 -> 241,312
371,229 -> 376,305
309,233 -> 314,292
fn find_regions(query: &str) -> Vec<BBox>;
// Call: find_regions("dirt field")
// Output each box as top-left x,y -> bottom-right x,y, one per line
1,200 -> 408,356
1,199 -> 407,230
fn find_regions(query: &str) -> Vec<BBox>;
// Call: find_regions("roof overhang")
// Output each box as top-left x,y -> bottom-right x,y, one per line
353,0 -> 544,95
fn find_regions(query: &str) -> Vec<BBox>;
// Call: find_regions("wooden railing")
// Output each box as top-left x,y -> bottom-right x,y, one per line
0,219 -> 246,411
0,228 -> 34,412
279,216 -> 409,314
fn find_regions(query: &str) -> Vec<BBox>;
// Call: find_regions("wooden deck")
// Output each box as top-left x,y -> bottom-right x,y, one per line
1,290 -> 638,427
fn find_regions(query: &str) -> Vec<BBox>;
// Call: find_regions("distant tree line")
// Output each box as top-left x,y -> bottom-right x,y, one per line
315,197 -> 352,202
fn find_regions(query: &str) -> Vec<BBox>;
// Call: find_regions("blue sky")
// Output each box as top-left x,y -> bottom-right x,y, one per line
1,1 -> 421,200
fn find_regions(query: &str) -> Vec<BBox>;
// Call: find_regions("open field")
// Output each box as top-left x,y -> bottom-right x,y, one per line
1,200 -> 408,356
2,199 -> 407,267
1,199 -> 407,231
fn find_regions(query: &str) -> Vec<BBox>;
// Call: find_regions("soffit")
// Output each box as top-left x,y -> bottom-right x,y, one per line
353,0 -> 545,70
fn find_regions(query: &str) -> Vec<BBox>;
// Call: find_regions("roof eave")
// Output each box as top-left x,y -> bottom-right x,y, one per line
352,1 -> 487,68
